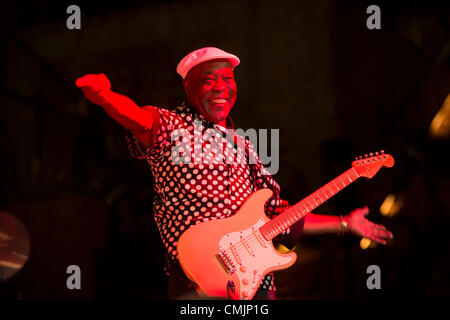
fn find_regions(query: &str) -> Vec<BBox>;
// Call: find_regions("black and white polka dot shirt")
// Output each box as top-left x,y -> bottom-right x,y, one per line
125,103 -> 304,292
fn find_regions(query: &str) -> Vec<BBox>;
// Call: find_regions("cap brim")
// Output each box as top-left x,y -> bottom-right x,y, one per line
177,54 -> 240,79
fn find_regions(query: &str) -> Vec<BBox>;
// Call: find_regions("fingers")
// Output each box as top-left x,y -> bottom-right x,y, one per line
76,73 -> 111,106
76,74 -> 96,88
372,223 -> 388,232
354,220 -> 393,245
81,87 -> 96,101
80,87 -> 107,105
97,73 -> 111,90
349,207 -> 393,245
369,236 -> 386,245
362,206 -> 369,216
371,223 -> 394,239
365,229 -> 388,244
350,206 -> 369,217
75,73 -> 110,91
366,227 -> 393,245
380,229 -> 394,239
374,229 -> 393,239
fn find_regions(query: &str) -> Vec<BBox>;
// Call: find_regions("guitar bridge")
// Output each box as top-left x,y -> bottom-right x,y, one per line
215,251 -> 235,276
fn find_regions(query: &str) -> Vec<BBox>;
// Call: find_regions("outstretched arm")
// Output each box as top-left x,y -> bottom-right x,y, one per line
303,207 -> 393,245
76,73 -> 154,149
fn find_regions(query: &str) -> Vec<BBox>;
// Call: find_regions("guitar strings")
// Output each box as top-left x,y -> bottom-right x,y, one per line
221,207 -> 308,262
222,228 -> 280,264
222,174 -> 354,258
219,157 -> 362,267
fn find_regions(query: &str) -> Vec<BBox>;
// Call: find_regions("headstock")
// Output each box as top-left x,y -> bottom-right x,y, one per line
352,151 -> 394,179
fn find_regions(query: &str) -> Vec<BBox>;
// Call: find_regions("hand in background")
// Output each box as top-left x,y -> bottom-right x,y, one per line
344,206 -> 393,244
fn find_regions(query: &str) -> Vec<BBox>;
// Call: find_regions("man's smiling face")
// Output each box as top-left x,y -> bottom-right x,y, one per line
183,59 -> 237,126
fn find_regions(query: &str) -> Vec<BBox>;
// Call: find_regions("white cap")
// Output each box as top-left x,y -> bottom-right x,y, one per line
176,47 -> 240,79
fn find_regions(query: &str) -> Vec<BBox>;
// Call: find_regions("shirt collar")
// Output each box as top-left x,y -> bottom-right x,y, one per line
182,102 -> 233,130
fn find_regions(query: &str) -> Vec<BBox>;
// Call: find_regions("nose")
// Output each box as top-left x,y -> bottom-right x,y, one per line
212,78 -> 227,92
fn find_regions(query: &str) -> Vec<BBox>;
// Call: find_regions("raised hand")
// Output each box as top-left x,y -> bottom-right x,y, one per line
76,73 -> 111,105
344,206 -> 393,245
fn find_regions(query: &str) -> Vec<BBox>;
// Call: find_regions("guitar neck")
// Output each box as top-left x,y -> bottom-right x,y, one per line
260,167 -> 360,241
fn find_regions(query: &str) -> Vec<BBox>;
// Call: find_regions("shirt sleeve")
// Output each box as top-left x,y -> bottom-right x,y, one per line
124,105 -> 172,161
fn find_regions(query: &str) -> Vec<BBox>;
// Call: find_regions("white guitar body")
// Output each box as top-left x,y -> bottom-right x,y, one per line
177,189 -> 297,300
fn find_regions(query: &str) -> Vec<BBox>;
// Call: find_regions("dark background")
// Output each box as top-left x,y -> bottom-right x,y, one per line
0,0 -> 449,299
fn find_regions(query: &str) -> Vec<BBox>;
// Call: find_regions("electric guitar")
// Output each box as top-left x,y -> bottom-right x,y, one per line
177,151 -> 394,299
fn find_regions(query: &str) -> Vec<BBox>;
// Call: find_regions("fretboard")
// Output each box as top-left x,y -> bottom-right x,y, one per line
260,167 -> 360,240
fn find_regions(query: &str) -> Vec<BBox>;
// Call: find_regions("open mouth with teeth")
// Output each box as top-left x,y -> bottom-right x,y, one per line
209,98 -> 228,104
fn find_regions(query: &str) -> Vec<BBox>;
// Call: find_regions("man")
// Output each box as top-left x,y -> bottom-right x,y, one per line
76,47 -> 393,299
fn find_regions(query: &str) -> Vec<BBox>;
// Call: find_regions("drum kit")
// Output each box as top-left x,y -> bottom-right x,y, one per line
0,211 -> 30,282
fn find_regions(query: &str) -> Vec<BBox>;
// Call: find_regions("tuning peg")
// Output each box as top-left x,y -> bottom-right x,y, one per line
380,150 -> 385,154
364,154 -> 368,158
369,153 -> 374,156
375,151 -> 379,156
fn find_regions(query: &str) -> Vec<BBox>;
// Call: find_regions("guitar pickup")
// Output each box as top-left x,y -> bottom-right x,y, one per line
253,229 -> 268,248
241,238 -> 255,257
215,251 -> 235,276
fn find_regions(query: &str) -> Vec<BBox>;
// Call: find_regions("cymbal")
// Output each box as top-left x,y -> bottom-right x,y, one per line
0,211 -> 31,281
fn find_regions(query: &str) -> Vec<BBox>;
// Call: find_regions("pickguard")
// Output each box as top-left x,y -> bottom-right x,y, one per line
217,218 -> 296,299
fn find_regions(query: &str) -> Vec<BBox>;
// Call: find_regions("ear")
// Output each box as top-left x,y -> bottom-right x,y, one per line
183,78 -> 191,95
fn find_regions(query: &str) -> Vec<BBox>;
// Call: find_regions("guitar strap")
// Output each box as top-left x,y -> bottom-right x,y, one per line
224,115 -> 281,197
226,117 -> 304,250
